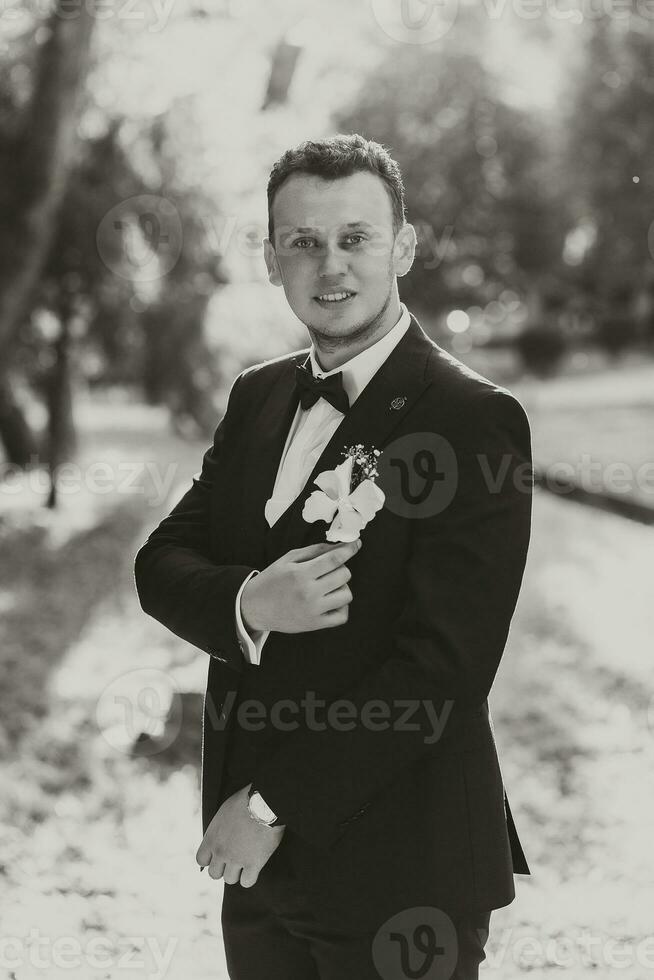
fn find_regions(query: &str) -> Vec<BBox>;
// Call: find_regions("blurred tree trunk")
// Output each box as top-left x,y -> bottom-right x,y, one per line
142,296 -> 217,438
262,38 -> 302,109
0,381 -> 38,469
44,311 -> 77,510
141,311 -> 168,406
0,0 -> 95,466
525,283 -> 543,327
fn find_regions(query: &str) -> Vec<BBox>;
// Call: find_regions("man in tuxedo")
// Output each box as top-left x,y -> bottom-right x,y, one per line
134,134 -> 533,979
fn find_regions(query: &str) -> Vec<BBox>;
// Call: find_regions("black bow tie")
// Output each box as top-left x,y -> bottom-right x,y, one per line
294,363 -> 350,415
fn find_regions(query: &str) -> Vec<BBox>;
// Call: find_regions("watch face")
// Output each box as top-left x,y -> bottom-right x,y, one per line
250,792 -> 276,824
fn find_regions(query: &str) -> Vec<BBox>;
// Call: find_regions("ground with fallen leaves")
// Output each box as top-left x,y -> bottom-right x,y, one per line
1,371 -> 652,979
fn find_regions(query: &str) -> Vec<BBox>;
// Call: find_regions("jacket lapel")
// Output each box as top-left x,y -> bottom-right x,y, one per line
234,351 -> 306,569
264,313 -> 434,562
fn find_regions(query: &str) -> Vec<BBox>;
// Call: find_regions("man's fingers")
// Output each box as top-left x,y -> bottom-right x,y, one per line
289,542 -> 341,562
320,606 -> 350,627
239,867 -> 259,889
196,843 -> 212,867
311,540 -> 361,577
318,585 -> 353,612
319,564 -> 352,594
208,859 -> 225,880
223,863 -> 243,885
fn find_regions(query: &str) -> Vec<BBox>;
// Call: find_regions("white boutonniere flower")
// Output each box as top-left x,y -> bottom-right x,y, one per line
302,444 -> 385,542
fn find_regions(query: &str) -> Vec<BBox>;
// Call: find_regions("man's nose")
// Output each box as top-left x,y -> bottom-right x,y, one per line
318,244 -> 348,278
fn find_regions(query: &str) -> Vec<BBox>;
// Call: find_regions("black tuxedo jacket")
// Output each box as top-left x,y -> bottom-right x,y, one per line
134,312 -> 533,930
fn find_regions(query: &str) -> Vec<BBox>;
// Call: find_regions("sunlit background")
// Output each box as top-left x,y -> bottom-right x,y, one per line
1,1 -> 653,977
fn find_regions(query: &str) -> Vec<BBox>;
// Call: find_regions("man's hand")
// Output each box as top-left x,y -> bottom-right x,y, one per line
195,784 -> 285,888
240,540 -> 361,634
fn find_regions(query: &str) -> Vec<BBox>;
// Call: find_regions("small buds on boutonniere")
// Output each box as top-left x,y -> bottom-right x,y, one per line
302,444 -> 385,542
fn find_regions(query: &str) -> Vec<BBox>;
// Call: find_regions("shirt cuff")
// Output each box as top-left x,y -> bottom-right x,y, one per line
235,570 -> 270,666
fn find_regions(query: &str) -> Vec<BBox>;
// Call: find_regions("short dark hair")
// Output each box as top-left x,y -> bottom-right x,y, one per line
267,133 -> 406,242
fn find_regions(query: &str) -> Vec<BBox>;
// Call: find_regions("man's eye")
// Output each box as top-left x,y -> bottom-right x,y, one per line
292,238 -> 314,248
343,235 -> 365,246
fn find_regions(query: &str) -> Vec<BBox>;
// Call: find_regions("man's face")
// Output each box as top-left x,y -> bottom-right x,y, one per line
264,171 -> 413,340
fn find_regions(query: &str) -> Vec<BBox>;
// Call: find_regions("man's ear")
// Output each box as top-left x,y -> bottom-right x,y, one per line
263,238 -> 283,287
392,223 -> 417,278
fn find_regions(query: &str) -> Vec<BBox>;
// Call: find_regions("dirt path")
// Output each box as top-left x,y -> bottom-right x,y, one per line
0,403 -> 226,980
488,489 -> 654,977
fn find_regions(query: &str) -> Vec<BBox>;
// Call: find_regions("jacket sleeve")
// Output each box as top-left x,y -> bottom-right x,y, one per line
252,389 -> 533,846
133,371 -> 255,673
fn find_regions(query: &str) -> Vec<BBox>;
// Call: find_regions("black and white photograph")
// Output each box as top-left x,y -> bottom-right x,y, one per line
1,1 -> 653,978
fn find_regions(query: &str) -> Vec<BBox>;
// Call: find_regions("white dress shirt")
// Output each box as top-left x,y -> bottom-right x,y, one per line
234,302 -> 411,665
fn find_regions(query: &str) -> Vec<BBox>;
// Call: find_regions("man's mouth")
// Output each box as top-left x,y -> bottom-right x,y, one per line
314,290 -> 357,305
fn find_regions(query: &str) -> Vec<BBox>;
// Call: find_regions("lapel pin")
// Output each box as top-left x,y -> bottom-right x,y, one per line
390,396 -> 407,411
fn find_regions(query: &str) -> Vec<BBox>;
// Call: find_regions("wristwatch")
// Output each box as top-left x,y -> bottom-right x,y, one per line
247,786 -> 282,827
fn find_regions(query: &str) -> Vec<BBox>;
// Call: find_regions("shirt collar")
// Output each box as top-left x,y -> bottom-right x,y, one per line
308,303 -> 411,407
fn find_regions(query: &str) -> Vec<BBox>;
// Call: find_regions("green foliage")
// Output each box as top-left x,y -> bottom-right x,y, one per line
562,20 -> 654,344
16,111 -> 229,435
337,46 -> 567,318
337,21 -> 654,360
515,322 -> 567,377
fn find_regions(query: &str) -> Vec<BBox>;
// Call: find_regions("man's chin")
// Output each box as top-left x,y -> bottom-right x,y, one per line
302,316 -> 362,340
300,298 -> 368,332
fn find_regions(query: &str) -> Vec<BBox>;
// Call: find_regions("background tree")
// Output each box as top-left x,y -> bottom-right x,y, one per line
19,119 -> 151,506
136,111 -> 229,439
337,44 -> 568,333
0,0 -> 95,467
563,18 -> 654,356
13,108 -> 229,505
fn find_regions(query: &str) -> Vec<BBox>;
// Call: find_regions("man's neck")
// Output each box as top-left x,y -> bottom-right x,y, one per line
310,295 -> 403,373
